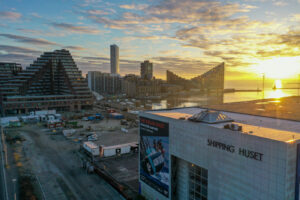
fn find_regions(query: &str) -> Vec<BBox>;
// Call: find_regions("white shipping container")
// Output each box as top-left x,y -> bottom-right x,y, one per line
83,142 -> 99,156
63,129 -> 76,137
121,146 -> 131,154
0,117 -> 19,127
35,110 -> 56,115
103,148 -> 116,157
100,143 -> 132,157
35,110 -> 48,115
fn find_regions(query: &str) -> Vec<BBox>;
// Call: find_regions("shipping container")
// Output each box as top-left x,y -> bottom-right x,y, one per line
63,129 -> 76,137
9,120 -> 21,127
21,116 -> 39,123
83,142 -> 99,156
109,113 -> 124,119
88,116 -> 95,121
102,147 -> 116,157
47,120 -> 63,129
99,143 -> 133,157
82,117 -> 88,121
1,117 -> 20,127
95,114 -> 103,120
107,109 -> 116,113
35,110 -> 56,115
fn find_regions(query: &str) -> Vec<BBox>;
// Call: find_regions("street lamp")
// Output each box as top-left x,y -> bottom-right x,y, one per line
261,73 -> 265,100
12,178 -> 16,200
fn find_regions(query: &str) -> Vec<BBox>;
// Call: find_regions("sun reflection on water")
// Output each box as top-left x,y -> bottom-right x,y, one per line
265,89 -> 289,99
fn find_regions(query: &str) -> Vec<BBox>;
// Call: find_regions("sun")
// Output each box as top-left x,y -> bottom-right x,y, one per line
274,79 -> 282,89
253,57 -> 300,79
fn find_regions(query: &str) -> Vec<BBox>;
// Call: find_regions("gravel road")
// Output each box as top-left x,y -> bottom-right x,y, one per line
19,126 -> 124,200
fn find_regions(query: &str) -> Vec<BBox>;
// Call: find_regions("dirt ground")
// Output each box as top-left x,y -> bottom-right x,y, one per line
15,125 -> 124,200
64,118 -> 139,146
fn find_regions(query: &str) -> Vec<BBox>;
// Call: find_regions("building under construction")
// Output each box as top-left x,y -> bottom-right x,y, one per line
0,49 -> 93,116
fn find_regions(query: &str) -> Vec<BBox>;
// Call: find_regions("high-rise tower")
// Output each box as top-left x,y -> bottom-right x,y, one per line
110,44 -> 119,74
140,60 -> 153,80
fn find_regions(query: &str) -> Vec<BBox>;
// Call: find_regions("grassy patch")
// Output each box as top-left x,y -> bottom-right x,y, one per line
19,174 -> 39,200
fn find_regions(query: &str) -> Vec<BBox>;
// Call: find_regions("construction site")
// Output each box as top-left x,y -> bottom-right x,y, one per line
0,104 -> 141,200
0,50 -> 142,200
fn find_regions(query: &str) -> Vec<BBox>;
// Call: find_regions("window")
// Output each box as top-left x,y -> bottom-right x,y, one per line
189,163 -> 208,200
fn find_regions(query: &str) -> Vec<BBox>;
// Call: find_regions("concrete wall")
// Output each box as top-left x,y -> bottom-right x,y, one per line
169,117 -> 292,200
140,112 -> 296,200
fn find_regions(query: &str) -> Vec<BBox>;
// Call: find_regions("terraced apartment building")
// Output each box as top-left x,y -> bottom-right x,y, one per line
0,49 -> 93,116
167,62 -> 225,94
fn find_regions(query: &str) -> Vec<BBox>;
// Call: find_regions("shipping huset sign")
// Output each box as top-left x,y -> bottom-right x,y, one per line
207,139 -> 264,161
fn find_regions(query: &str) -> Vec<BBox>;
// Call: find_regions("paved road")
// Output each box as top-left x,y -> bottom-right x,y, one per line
20,126 -> 124,200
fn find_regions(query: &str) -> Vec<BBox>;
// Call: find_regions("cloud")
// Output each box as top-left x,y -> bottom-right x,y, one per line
0,45 -> 41,54
273,1 -> 288,6
81,56 -> 140,64
263,30 -> 300,48
159,50 -> 178,55
120,4 -> 148,10
141,0 -> 255,25
85,0 -> 257,36
173,25 -> 300,74
17,28 -> 67,37
291,14 -> 300,22
82,56 -> 110,62
0,11 -> 21,20
0,53 -> 34,60
2,0 -> 299,80
74,56 -> 141,75
80,0 -> 102,7
51,23 -> 101,34
63,46 -> 86,50
30,12 -> 42,18
80,0 -> 300,78
0,45 -> 41,67
0,33 -> 58,46
85,10 -> 109,15
0,52 -> 37,68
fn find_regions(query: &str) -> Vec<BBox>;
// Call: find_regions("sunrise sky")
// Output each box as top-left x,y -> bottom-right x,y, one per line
0,0 -> 300,89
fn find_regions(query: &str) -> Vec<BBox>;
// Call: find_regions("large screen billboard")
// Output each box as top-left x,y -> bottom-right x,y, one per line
139,117 -> 169,197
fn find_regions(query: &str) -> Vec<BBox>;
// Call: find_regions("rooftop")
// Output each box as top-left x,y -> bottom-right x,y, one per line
146,105 -> 300,143
206,96 -> 300,122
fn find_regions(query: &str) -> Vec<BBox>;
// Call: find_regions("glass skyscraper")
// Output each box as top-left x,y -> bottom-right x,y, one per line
110,44 -> 119,74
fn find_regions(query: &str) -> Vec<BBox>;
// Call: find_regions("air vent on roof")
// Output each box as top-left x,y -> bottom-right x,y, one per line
188,110 -> 233,124
224,123 -> 242,131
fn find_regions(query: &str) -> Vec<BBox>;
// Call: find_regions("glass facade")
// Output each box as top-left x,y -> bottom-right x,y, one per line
189,163 -> 208,200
